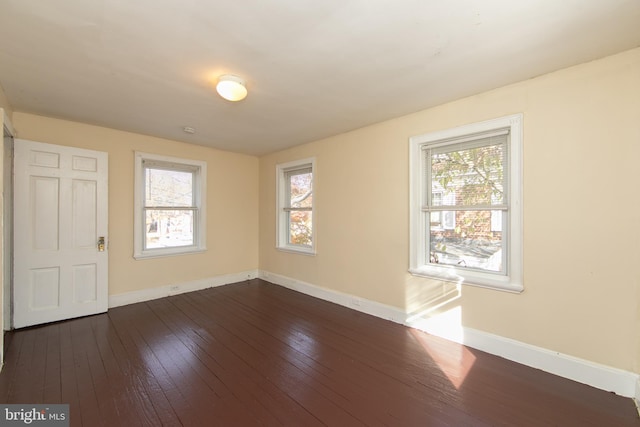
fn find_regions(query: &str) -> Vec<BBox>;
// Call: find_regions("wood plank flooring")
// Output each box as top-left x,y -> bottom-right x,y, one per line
0,279 -> 638,426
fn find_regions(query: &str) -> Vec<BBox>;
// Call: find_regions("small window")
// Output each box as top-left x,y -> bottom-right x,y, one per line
134,152 -> 206,259
409,115 -> 523,292
276,158 -> 315,254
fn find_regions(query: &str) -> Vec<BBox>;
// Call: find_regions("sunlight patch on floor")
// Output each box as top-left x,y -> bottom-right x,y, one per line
404,276 -> 477,390
408,306 -> 477,390
407,305 -> 464,343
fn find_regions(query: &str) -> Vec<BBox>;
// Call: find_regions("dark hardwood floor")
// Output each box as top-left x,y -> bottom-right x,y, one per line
0,279 -> 637,426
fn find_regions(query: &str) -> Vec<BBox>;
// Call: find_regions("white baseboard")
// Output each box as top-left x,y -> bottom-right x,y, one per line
259,270 -> 638,398
108,269 -> 259,308
259,270 -> 406,324
441,325 -> 637,398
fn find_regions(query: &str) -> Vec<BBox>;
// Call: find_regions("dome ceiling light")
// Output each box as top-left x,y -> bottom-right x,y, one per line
216,74 -> 247,102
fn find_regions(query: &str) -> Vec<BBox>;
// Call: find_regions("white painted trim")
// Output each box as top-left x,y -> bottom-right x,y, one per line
2,109 -> 15,137
1,109 -> 13,333
259,270 -> 638,398
259,270 -> 406,324
418,322 -> 637,398
108,269 -> 258,308
635,377 -> 640,414
0,109 -> 12,374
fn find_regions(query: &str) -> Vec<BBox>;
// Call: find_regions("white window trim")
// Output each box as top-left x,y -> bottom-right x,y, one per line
409,114 -> 523,293
134,152 -> 207,259
276,157 -> 316,255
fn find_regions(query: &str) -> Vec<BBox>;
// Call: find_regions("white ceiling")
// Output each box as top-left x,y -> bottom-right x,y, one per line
1,1 -> 639,156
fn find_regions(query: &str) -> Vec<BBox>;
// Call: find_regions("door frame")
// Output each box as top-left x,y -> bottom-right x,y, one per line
1,109 -> 15,368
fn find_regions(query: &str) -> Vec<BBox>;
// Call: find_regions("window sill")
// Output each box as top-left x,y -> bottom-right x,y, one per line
276,246 -> 316,256
409,265 -> 523,293
134,247 -> 206,260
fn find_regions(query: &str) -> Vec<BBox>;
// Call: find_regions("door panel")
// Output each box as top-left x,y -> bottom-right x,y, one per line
32,176 -> 60,250
73,263 -> 97,303
14,139 -> 108,328
30,267 -> 59,309
72,179 -> 97,248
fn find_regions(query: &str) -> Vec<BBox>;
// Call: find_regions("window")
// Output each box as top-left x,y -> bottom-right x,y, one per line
409,114 -> 523,292
134,152 -> 206,258
276,158 -> 315,254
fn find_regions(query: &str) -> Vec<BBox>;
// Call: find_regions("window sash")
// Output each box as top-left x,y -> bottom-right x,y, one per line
143,205 -> 197,210
143,165 -> 196,208
284,167 -> 312,208
424,204 -> 508,212
283,207 -> 312,212
423,134 -> 508,210
286,210 -> 313,247
143,208 -> 198,250
426,209 -> 507,274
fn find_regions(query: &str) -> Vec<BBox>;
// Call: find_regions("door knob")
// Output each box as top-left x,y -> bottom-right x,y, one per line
98,237 -> 105,252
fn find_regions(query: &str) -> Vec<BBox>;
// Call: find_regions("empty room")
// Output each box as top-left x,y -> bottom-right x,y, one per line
1,1 -> 640,425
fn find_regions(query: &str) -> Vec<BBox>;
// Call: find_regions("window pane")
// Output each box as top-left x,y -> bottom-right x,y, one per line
288,210 -> 312,246
289,172 -> 312,208
429,209 -> 503,273
145,209 -> 194,249
145,168 -> 193,207
431,142 -> 505,206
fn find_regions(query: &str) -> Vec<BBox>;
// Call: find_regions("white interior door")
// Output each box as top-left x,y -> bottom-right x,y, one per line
13,139 -> 108,328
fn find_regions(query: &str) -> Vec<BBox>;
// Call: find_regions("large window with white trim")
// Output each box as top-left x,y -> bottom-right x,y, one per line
409,115 -> 523,292
134,152 -> 206,259
276,158 -> 315,254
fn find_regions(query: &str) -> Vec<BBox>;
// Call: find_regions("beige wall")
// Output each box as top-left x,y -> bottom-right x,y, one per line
259,48 -> 640,372
12,113 -> 259,297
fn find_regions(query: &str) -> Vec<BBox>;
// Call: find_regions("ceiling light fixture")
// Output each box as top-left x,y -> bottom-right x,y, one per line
216,74 -> 247,102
